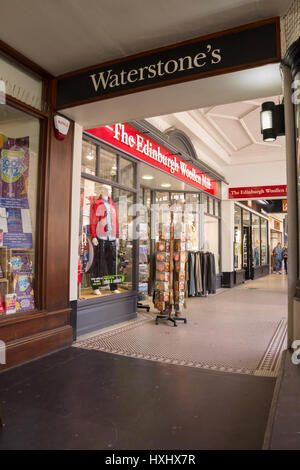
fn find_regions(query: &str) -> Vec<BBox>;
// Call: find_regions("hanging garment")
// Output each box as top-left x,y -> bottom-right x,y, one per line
194,251 -> 203,295
207,253 -> 216,294
188,252 -> 196,296
91,238 -> 117,291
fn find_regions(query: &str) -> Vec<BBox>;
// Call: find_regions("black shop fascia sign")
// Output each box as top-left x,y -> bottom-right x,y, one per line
55,18 -> 280,109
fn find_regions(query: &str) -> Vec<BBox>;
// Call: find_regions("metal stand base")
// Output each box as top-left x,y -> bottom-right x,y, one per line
155,314 -> 187,327
137,302 -> 150,312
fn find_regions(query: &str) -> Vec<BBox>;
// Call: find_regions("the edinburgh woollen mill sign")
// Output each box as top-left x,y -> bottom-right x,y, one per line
55,18 -> 280,109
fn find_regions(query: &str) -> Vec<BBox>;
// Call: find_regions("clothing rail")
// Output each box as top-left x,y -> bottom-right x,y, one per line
187,251 -> 216,297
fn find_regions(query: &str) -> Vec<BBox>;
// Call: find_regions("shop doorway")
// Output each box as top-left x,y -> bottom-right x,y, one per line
243,226 -> 252,281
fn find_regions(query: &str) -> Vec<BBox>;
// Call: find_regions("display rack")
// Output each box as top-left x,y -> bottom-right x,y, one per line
154,209 -> 187,327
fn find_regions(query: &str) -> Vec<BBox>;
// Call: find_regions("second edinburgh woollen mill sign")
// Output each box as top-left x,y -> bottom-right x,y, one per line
55,18 -> 280,109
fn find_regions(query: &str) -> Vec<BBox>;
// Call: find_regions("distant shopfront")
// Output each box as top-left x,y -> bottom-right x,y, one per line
234,203 -> 269,284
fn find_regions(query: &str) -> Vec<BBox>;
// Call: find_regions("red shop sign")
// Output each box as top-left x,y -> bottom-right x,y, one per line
229,185 -> 287,199
86,123 -> 217,195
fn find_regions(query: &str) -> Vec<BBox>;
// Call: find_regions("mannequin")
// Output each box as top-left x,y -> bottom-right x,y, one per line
90,185 -> 120,295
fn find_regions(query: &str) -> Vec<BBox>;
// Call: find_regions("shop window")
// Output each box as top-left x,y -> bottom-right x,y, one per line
79,138 -> 137,300
99,147 -> 117,182
234,205 -> 242,270
185,193 -> 200,251
252,214 -> 261,267
203,194 -> 208,213
119,156 -> 134,188
155,192 -> 169,203
243,209 -> 250,226
170,192 -> 185,209
139,187 -> 151,301
81,140 -> 96,175
144,188 -> 151,209
0,104 -> 40,314
215,201 -> 219,217
261,219 -> 268,265
204,214 -> 219,274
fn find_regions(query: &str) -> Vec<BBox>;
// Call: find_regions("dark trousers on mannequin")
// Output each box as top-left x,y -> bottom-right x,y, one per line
92,239 -> 117,291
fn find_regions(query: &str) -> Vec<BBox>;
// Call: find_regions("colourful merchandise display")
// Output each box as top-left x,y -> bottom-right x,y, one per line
153,210 -> 187,324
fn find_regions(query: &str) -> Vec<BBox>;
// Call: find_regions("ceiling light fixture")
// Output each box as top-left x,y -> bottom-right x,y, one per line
161,183 -> 171,188
260,101 -> 285,142
86,154 -> 94,160
142,175 -> 154,180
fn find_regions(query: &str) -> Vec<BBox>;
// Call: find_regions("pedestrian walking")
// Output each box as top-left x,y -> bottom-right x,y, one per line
273,242 -> 283,274
282,241 -> 288,274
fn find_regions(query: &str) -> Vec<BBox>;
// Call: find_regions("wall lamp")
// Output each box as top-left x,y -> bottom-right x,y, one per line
260,101 -> 285,142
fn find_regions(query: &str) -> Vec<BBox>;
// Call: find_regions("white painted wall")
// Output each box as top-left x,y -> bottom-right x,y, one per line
221,200 -> 234,272
69,123 -> 83,302
223,160 -> 287,197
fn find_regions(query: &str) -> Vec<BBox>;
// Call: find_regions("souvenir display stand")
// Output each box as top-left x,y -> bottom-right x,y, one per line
153,209 -> 187,327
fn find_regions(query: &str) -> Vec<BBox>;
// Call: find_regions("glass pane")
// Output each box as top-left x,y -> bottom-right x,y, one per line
100,147 -> 117,182
209,197 -> 214,215
170,192 -> 185,210
215,201 -> 219,217
185,193 -> 199,251
138,189 -> 150,301
243,209 -> 250,226
234,205 -> 242,270
203,194 -> 208,213
261,219 -> 268,265
79,179 -> 134,299
185,192 -> 199,207
144,188 -> 151,209
252,214 -> 260,267
119,156 -> 134,188
81,140 -> 96,175
139,188 -> 143,206
203,215 -> 220,274
155,192 -> 169,203
0,103 -> 39,314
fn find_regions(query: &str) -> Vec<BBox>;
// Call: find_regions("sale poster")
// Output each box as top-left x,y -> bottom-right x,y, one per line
13,272 -> 35,312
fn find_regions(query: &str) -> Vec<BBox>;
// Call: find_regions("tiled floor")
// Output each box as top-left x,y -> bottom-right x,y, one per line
76,274 -> 288,377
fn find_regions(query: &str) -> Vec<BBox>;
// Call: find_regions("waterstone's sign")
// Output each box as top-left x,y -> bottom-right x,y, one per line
56,18 -> 280,109
86,123 -> 218,195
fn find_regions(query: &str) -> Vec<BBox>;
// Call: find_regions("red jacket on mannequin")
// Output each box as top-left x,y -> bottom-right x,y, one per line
90,195 -> 119,239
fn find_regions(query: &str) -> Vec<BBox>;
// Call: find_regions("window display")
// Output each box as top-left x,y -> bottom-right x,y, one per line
100,147 -> 117,182
0,104 -> 39,314
138,188 -> 151,300
261,218 -> 268,265
79,138 -> 136,300
252,214 -> 261,267
203,214 -> 220,274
